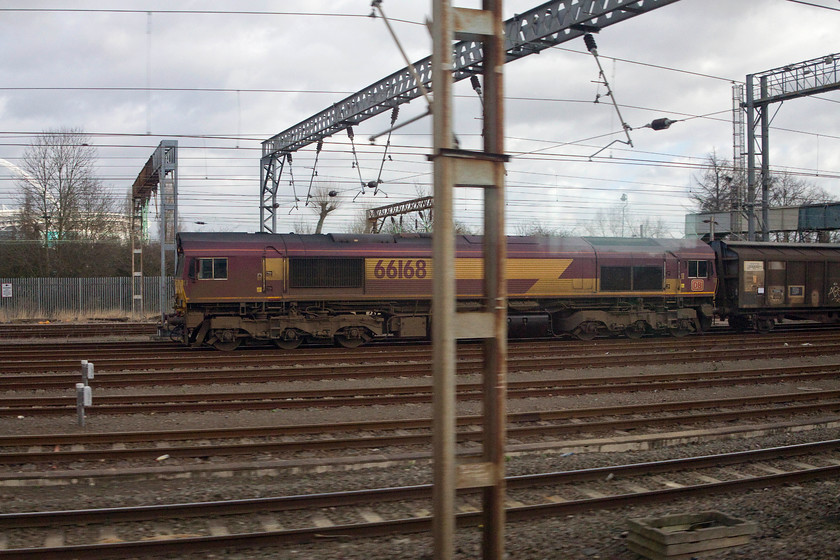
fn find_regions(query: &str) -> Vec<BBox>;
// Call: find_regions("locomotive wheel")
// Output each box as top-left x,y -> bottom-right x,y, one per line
624,321 -> 646,339
572,322 -> 599,341
211,329 -> 241,351
669,320 -> 693,338
213,338 -> 241,351
273,330 -> 303,350
334,326 -> 369,348
274,338 -> 303,350
335,334 -> 366,348
756,318 -> 774,333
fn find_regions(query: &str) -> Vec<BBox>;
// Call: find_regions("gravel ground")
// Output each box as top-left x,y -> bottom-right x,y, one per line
2,351 -> 840,558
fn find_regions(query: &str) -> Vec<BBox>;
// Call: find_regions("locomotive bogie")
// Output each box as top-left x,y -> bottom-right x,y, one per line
554,306 -> 702,340
185,309 -> 385,348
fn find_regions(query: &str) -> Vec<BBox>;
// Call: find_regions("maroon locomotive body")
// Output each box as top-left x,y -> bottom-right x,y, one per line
169,232 -> 716,349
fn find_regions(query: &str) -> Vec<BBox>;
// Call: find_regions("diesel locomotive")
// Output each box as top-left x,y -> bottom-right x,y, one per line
167,232 -> 719,350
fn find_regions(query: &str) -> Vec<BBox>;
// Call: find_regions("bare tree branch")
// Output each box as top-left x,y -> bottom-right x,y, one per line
15,128 -> 120,242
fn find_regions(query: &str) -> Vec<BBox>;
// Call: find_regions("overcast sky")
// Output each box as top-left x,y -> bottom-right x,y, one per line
0,0 -> 838,237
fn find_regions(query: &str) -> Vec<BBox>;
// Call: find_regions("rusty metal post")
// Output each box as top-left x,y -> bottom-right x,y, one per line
431,1 -> 507,559
431,1 -> 457,559
481,2 -> 507,557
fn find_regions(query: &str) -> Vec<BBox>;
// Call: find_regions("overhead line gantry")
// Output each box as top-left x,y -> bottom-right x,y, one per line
259,0 -> 682,233
744,52 -> 840,240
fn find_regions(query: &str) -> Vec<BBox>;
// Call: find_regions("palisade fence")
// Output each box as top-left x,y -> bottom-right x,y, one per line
0,277 -> 175,320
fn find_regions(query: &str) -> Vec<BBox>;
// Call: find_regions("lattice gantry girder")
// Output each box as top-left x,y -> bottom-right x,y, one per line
749,52 -> 840,104
367,195 -> 433,221
366,196 -> 434,233
261,0 -> 681,158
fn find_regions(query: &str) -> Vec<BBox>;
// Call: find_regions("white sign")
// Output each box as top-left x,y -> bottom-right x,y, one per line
1,283 -> 11,298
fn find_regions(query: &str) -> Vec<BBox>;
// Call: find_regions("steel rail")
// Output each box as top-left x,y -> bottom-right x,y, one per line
2,378 -> 840,419
0,393 -> 836,448
0,440 -> 837,558
2,395 -> 840,450
3,359 -> 840,391
4,337 -> 840,376
0,323 -> 156,339
2,329 -> 839,367
4,369 -> 840,411
1,324 -> 838,357
6,440 -> 840,526
1,327 -> 837,357
1,401 -> 839,466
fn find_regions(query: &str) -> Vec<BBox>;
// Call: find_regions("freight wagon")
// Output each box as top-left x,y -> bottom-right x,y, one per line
711,240 -> 840,332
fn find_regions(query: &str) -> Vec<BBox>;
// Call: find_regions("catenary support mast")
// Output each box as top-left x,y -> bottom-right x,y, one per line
131,140 -> 178,322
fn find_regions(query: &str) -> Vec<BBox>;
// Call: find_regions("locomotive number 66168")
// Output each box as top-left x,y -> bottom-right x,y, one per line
372,259 -> 428,280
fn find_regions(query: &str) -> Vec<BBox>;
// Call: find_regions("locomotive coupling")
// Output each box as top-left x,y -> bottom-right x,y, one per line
163,312 -> 185,327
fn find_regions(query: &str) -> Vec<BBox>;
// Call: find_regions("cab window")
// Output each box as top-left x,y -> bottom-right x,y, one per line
688,260 -> 708,278
197,258 -> 228,280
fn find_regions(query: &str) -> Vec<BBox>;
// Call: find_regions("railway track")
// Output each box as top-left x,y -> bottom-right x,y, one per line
4,325 -> 840,557
0,318 -> 835,344
1,440 -> 837,559
3,331 -> 840,380
1,327 -> 839,362
0,322 -> 156,339
1,393 -> 839,470
4,363 -> 840,416
4,355 -> 840,391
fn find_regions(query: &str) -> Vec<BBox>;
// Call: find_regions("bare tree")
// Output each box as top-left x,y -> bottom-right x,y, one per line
308,186 -> 341,234
766,170 -> 832,207
635,216 -> 671,238
580,204 -> 671,238
289,216 -> 313,234
514,222 -> 573,237
690,152 -> 832,214
346,210 -> 370,234
689,151 -> 742,214
581,205 -> 626,237
15,128 -> 120,242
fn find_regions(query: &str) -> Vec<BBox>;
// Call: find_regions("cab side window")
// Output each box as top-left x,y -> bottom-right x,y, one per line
688,260 -> 708,278
197,258 -> 228,280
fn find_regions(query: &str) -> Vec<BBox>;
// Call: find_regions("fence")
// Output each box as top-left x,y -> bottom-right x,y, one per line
0,277 -> 175,320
